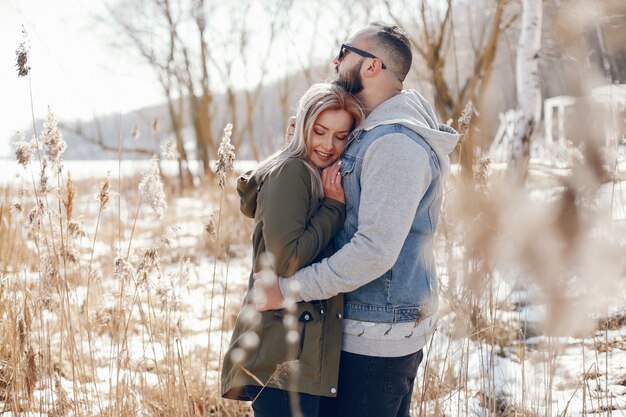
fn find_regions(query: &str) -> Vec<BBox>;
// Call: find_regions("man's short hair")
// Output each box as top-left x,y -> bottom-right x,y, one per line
369,22 -> 412,82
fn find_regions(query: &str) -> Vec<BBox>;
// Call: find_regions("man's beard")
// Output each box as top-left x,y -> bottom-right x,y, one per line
333,59 -> 364,95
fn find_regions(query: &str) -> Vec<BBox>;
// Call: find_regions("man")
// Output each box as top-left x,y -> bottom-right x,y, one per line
256,22 -> 459,417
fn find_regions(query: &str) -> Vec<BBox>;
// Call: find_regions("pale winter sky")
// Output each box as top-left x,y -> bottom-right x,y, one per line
1,0 -> 301,157
0,0 -> 356,160
0,0 -> 170,158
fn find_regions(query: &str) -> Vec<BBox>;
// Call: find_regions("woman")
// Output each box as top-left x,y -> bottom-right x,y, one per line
221,83 -> 363,416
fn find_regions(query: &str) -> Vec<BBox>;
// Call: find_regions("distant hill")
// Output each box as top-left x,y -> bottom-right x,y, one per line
7,67 -> 325,161
6,0 -> 622,163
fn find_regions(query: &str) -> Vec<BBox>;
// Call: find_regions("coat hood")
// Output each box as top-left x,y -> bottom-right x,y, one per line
359,89 -> 459,177
236,171 -> 259,219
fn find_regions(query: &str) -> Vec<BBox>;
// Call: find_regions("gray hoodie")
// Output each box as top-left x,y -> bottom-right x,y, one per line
361,89 -> 458,177
280,89 -> 459,357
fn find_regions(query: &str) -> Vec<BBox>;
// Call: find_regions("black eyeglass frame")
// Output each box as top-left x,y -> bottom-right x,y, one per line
337,43 -> 387,70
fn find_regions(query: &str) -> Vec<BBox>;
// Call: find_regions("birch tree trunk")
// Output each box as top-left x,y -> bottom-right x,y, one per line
510,0 -> 543,182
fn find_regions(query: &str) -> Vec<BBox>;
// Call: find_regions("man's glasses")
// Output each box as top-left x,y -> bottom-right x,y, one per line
337,43 -> 387,70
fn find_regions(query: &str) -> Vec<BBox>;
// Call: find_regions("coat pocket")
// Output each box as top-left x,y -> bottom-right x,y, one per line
297,310 -> 314,359
257,303 -> 317,365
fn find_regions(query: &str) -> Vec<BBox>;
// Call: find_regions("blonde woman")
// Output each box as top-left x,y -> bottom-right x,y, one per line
221,83 -> 364,417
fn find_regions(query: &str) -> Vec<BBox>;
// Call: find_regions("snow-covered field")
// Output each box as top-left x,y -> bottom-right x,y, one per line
0,159 -> 259,187
1,155 -> 625,416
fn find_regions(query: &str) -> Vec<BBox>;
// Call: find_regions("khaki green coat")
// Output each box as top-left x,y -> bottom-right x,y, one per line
221,158 -> 345,400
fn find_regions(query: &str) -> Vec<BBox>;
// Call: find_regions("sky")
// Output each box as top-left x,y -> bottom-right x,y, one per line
0,0 -> 353,160
0,0 -> 166,158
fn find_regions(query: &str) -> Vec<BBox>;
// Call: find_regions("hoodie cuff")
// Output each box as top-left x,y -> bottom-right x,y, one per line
279,277 -> 304,303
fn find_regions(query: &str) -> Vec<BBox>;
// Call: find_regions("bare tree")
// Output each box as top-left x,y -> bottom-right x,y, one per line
206,2 -> 248,152
103,0 -> 197,184
158,0 -> 193,186
104,0 -> 224,178
509,0 -> 543,181
272,0 -> 368,151
239,2 -> 292,159
276,1 -> 335,146
385,0 -> 519,176
188,0 -> 214,174
203,0 -> 295,159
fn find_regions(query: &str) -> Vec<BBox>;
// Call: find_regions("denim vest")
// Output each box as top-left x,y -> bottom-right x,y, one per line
337,124 -> 441,323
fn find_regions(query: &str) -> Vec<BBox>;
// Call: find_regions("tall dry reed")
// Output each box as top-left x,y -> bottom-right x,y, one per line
0,27 -> 252,416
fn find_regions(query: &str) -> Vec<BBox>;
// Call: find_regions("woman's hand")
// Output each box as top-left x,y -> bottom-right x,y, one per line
322,161 -> 344,203
253,270 -> 286,311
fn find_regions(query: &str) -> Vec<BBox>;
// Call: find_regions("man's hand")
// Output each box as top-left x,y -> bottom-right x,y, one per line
284,116 -> 296,143
253,270 -> 286,311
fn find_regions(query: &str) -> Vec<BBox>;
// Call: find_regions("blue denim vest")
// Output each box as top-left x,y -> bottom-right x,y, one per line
337,124 -> 441,323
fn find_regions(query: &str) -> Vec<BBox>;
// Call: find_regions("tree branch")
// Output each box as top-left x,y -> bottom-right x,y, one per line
60,121 -> 156,156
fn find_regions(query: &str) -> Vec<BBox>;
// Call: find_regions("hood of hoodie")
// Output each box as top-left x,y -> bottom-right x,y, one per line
236,171 -> 260,219
359,89 -> 459,178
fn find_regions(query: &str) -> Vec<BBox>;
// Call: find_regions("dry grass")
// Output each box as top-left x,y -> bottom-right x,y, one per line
597,310 -> 626,331
0,147 -> 255,416
3,115 -> 625,417
0,189 -> 31,274
476,391 -> 539,417
3,5 -> 626,414
415,80 -> 626,414
4,113 -> 624,417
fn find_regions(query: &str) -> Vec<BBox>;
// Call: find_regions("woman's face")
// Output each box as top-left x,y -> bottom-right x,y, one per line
306,108 -> 353,170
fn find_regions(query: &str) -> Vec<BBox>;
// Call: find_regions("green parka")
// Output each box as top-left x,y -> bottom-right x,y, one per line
221,158 -> 345,400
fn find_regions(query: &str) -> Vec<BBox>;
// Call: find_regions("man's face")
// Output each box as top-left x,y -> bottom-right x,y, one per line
334,57 -> 365,95
332,27 -> 378,95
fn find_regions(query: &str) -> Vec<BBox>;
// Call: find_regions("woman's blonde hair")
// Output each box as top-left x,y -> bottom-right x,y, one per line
252,83 -> 364,199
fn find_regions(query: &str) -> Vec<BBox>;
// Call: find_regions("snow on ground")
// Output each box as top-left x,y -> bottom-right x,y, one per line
2,156 -> 626,416
420,318 -> 626,416
0,160 -> 259,187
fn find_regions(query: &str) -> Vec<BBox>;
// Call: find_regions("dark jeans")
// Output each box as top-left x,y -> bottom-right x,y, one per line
326,349 -> 424,417
244,385 -> 335,417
